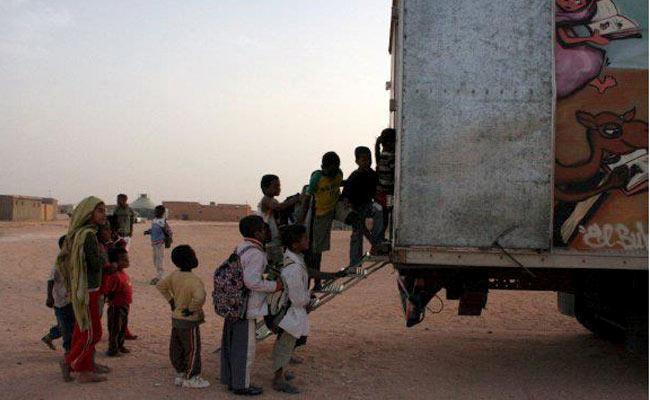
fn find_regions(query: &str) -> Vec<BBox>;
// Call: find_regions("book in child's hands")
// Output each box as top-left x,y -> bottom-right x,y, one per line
604,148 -> 648,195
587,0 -> 642,40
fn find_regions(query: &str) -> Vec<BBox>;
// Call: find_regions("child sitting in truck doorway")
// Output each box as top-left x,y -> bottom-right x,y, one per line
375,128 -> 396,240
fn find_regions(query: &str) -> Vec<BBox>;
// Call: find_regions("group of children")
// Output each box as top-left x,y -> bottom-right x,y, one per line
150,129 -> 397,394
152,216 -> 313,394
43,128 -> 396,394
43,202 -> 136,381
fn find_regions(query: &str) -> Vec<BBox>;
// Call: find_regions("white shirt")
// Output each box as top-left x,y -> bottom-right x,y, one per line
278,250 -> 310,338
238,239 -> 277,319
256,196 -> 281,247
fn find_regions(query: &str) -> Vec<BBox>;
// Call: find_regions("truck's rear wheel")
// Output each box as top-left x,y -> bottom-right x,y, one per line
574,270 -> 648,352
574,292 -> 625,342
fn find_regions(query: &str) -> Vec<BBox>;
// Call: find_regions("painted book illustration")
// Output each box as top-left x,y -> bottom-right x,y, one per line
587,0 -> 642,39
604,149 -> 648,195
559,149 -> 648,244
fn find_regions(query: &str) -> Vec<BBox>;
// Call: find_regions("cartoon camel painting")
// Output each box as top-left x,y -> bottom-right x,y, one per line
555,108 -> 648,203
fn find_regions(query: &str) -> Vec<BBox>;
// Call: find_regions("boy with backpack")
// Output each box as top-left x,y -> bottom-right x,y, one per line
145,205 -> 172,285
156,245 -> 209,389
218,215 -> 282,396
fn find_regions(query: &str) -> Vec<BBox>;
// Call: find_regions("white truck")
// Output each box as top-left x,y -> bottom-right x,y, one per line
386,0 -> 648,348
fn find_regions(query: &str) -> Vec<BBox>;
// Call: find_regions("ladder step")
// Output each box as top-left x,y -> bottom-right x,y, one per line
256,323 -> 273,340
315,283 -> 344,294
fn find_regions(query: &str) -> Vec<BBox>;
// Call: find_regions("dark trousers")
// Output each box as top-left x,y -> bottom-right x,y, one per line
220,318 -> 255,390
305,251 -> 323,289
107,304 -> 129,353
350,202 -> 384,266
381,205 -> 393,240
47,304 -> 75,352
170,323 -> 202,379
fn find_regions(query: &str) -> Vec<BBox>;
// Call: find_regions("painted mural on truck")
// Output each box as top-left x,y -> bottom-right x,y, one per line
553,0 -> 649,251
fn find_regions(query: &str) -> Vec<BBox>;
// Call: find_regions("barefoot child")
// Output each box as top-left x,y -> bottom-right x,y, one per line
42,235 -> 75,354
272,224 -> 311,394
156,245 -> 210,389
103,247 -> 133,357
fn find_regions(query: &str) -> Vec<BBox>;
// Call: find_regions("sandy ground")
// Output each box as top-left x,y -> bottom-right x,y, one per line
0,220 -> 646,400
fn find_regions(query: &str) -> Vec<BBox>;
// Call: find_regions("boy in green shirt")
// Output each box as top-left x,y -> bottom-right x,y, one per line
300,151 -> 353,290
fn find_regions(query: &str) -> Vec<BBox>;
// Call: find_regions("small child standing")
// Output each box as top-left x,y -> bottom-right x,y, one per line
156,245 -> 209,389
257,174 -> 300,268
102,247 -> 133,357
146,205 -> 172,285
272,224 -> 311,394
42,235 -> 75,358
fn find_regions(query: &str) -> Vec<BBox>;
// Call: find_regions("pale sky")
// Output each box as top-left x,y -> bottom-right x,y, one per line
0,0 -> 391,207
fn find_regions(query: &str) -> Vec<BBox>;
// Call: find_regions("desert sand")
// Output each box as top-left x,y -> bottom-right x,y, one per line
0,220 -> 646,399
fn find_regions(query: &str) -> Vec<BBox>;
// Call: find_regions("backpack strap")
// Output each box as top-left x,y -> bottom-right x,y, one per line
237,245 -> 257,257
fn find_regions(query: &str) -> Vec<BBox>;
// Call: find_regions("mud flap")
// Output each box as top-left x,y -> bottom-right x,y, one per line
397,274 -> 442,327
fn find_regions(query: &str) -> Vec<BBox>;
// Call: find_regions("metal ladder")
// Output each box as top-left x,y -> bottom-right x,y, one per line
254,255 -> 391,341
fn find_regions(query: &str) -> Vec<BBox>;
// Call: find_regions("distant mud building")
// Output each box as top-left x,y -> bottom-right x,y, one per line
162,201 -> 251,222
0,195 -> 58,222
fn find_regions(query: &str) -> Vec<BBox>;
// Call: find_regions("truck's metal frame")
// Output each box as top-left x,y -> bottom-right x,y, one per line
392,246 -> 648,270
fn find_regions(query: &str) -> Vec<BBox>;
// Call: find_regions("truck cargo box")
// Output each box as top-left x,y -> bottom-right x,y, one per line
389,0 -> 648,270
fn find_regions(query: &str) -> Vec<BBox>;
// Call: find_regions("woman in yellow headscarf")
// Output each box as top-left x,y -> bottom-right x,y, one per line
56,196 -> 109,383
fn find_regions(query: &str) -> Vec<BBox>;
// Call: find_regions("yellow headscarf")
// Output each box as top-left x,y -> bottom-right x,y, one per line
56,196 -> 104,331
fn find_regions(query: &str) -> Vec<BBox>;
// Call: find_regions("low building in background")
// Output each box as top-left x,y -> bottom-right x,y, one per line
58,204 -> 74,216
0,195 -> 59,222
163,201 -> 251,222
